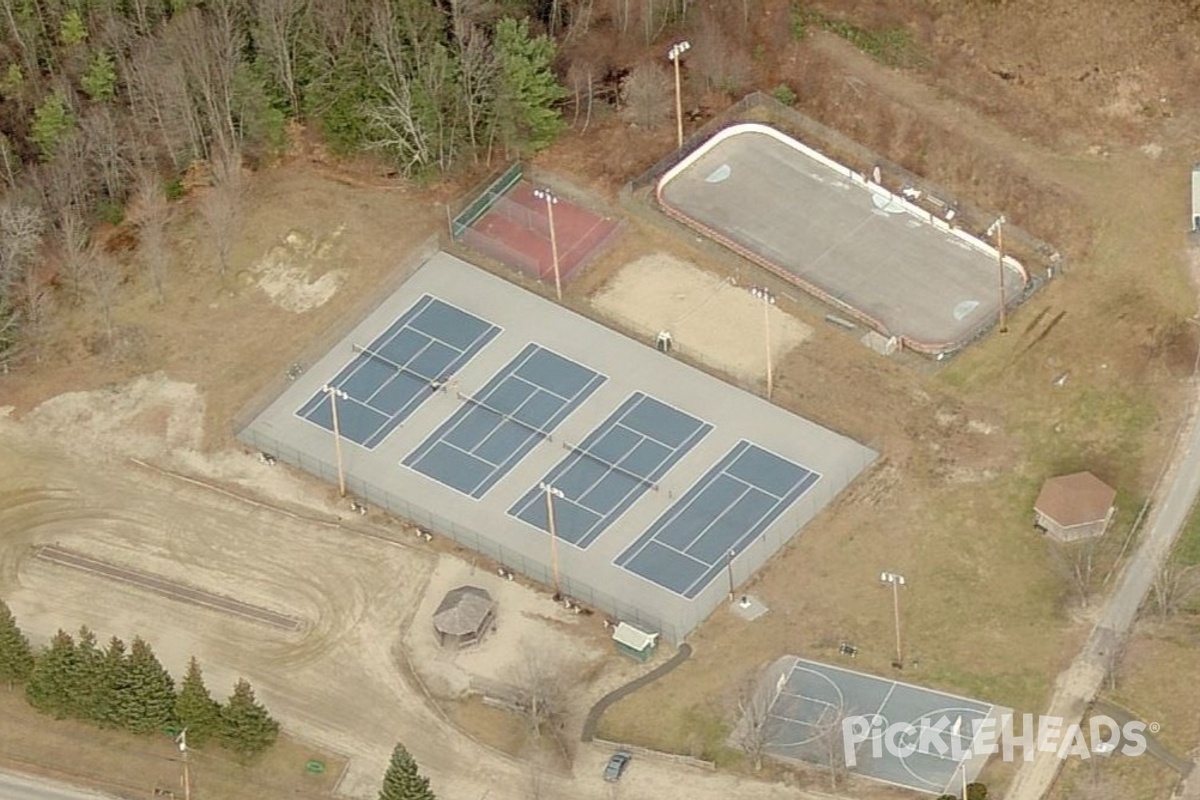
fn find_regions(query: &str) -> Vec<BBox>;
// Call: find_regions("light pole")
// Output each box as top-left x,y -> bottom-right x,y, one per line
532,188 -> 562,302
540,481 -> 565,598
322,384 -> 349,497
953,717 -> 968,800
177,728 -> 191,800
880,571 -> 906,668
726,548 -> 736,600
751,286 -> 776,399
668,41 -> 691,148
986,215 -> 1008,334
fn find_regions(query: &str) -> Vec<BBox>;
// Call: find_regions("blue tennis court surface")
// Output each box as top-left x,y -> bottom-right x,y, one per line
616,441 -> 819,598
507,393 -> 711,548
403,344 -> 606,498
296,295 -> 500,448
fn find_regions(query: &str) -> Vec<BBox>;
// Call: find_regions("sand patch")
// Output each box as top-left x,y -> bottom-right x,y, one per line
590,253 -> 811,387
250,227 -> 348,313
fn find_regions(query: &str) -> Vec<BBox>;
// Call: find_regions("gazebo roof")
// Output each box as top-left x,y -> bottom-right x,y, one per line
433,585 -> 495,636
1034,471 -> 1116,528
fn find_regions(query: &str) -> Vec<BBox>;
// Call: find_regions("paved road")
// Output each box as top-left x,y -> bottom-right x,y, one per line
0,771 -> 114,800
1004,372 -> 1200,800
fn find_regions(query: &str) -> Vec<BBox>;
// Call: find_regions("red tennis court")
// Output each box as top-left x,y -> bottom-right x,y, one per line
459,180 -> 623,285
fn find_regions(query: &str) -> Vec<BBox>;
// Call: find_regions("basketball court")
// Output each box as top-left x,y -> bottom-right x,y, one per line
756,656 -> 1001,795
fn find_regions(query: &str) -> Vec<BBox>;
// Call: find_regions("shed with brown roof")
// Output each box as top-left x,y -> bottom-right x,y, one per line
1033,471 -> 1116,542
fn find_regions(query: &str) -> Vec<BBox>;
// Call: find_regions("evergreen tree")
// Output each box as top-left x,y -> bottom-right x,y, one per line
71,626 -> 106,720
116,637 -> 177,734
0,599 -> 34,687
81,51 -> 117,102
94,636 -> 128,728
378,743 -> 436,800
493,18 -> 566,154
175,656 -> 222,745
25,630 -> 78,717
220,678 -> 279,758
29,91 -> 75,161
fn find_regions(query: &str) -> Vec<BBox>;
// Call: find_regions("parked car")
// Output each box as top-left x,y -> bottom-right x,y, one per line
603,751 -> 632,782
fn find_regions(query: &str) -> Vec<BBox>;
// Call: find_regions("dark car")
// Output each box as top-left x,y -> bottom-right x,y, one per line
603,751 -> 631,782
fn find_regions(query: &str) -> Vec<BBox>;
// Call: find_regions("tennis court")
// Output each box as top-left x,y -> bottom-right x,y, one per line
507,393 -> 712,548
759,656 -> 998,795
615,442 -> 819,598
402,344 -> 606,499
241,251 -> 877,641
296,295 -> 500,448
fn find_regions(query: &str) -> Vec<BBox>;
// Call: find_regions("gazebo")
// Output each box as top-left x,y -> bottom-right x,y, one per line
1034,471 -> 1117,543
433,586 -> 496,649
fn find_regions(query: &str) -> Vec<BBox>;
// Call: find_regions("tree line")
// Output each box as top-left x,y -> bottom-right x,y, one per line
0,0 -> 577,369
0,599 -> 279,758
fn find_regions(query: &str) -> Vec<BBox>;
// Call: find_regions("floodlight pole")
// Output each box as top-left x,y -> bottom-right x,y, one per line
989,215 -> 1009,334
178,728 -> 191,800
668,41 -> 691,149
752,287 -> 776,399
880,571 -> 906,668
726,548 -> 736,601
323,384 -> 349,497
533,188 -> 562,301
541,482 -> 565,598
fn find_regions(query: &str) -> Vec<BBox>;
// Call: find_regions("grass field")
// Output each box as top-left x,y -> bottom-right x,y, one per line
0,690 -> 346,799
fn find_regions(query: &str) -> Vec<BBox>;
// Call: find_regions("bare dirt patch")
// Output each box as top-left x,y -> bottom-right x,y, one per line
405,553 -> 603,700
248,227 -> 349,313
590,252 -> 811,388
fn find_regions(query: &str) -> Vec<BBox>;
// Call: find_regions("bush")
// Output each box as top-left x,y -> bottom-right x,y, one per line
771,84 -> 798,107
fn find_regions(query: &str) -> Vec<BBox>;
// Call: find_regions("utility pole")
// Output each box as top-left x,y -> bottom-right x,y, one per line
751,286 -> 776,399
880,572 -> 906,668
987,216 -> 1009,334
668,41 -> 691,149
322,384 -> 349,497
533,188 -> 562,301
178,728 -> 191,800
540,482 -> 565,598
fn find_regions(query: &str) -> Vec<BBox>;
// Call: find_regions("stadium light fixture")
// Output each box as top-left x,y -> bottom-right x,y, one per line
726,548 -> 737,601
540,481 -> 566,597
986,215 -> 1009,334
532,188 -> 562,302
667,41 -> 692,148
750,286 -> 776,399
880,571 -> 906,669
322,384 -> 350,497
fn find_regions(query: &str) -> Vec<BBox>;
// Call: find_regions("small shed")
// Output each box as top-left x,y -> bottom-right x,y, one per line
1034,471 -> 1117,543
612,622 -> 658,662
1193,164 -> 1200,231
433,585 -> 496,649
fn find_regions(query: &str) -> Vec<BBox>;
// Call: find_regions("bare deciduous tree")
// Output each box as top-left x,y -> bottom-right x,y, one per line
198,146 -> 245,276
1050,538 -> 1100,609
621,63 -> 672,129
55,208 -> 91,302
566,59 -> 598,131
731,671 -> 774,771
81,106 -> 130,203
508,648 -> 571,742
691,12 -> 752,95
133,167 -> 172,301
255,0 -> 308,113
80,246 -> 123,347
454,23 -> 496,159
813,705 -> 850,790
1150,563 -> 1200,619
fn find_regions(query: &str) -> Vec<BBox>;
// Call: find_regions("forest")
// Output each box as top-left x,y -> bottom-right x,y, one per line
0,0 -> 717,367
